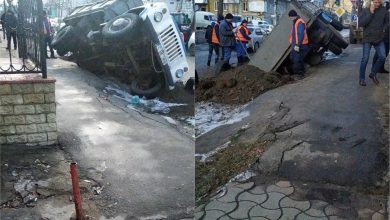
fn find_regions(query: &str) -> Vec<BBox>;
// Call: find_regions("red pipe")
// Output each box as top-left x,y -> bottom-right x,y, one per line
70,162 -> 84,220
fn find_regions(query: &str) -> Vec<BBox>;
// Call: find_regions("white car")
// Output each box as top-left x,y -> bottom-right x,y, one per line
188,31 -> 195,56
247,26 -> 265,52
259,24 -> 273,34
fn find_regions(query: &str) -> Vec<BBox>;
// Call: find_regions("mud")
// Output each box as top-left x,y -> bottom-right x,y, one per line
196,65 -> 292,105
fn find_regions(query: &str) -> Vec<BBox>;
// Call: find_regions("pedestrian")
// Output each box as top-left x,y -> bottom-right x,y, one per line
0,12 -> 5,41
235,19 -> 251,65
42,11 -> 56,58
207,15 -> 224,66
219,13 -> 236,69
205,21 -> 215,66
371,1 -> 389,74
4,9 -> 17,50
288,10 -> 309,79
358,0 -> 388,86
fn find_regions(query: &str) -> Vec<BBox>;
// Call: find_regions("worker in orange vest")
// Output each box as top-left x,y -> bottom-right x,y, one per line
235,20 -> 251,65
208,15 -> 224,65
288,10 -> 309,79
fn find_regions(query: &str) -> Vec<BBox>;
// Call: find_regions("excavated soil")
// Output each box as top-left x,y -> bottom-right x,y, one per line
196,65 -> 292,105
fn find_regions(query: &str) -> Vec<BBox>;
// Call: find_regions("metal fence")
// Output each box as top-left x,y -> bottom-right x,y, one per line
1,0 -> 46,78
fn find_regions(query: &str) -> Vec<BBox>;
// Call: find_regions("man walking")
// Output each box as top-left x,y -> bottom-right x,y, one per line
358,0 -> 388,86
43,11 -> 56,58
4,9 -> 17,50
371,1 -> 389,74
288,10 -> 309,79
235,19 -> 251,65
219,13 -> 236,69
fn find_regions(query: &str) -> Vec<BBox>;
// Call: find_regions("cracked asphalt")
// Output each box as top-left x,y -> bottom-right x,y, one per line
196,43 -> 389,219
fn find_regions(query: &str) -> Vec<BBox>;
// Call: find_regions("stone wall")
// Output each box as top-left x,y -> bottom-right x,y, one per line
0,77 -> 57,146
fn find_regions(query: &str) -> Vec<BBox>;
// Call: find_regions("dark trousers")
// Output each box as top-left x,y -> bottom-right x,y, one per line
290,45 -> 308,75
45,35 -> 55,57
372,41 -> 389,72
208,43 -> 223,63
6,30 -> 16,49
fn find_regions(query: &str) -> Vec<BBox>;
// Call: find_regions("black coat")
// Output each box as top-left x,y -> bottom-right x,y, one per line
4,12 -> 17,33
358,6 -> 388,44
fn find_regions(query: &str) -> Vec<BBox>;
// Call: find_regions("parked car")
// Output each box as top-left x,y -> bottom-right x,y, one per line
258,24 -> 273,34
246,26 -> 265,52
188,31 -> 195,56
195,11 -> 217,29
231,15 -> 242,28
52,0 -> 191,98
251,19 -> 270,26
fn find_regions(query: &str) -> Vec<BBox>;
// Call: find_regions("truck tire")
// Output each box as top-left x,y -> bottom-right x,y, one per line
130,74 -> 164,98
52,25 -> 74,48
306,53 -> 322,66
331,36 -> 348,49
330,20 -> 343,31
102,13 -> 140,41
327,42 -> 342,55
56,47 -> 69,56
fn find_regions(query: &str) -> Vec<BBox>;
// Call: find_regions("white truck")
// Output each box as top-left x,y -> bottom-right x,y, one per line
52,0 -> 192,98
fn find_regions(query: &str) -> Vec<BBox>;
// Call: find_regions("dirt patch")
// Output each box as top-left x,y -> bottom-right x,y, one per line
196,65 -> 292,105
195,140 -> 267,205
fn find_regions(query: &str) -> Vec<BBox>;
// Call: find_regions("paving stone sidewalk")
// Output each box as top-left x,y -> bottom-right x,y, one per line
195,181 -> 387,220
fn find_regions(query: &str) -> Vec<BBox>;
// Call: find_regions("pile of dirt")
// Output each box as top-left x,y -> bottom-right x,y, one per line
196,65 -> 291,105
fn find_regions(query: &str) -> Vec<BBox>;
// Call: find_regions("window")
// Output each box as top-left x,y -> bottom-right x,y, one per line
223,3 -> 228,11
255,29 -> 263,35
214,1 -> 218,11
204,15 -> 209,20
243,1 -> 248,12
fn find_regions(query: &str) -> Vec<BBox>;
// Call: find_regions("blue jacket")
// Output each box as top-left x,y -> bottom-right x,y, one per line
219,19 -> 235,47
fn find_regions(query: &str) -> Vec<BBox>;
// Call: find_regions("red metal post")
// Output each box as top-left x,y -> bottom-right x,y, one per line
70,162 -> 84,220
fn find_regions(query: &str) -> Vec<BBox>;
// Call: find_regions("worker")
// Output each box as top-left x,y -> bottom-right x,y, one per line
288,10 -> 309,79
209,15 -> 224,65
219,13 -> 235,69
235,19 -> 251,65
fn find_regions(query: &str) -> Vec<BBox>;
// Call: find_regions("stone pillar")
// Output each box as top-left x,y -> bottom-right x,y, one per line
0,74 -> 57,146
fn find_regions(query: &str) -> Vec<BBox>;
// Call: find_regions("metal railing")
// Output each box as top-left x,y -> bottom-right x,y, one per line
0,0 -> 47,78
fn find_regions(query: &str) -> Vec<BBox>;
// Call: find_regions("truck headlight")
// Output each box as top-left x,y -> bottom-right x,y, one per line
176,69 -> 184,78
154,12 -> 163,22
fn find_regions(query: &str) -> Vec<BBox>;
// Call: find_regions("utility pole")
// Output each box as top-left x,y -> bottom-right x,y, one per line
217,0 -> 223,17
273,0 -> 278,25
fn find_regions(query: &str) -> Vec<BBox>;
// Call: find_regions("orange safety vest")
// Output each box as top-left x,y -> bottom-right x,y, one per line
289,18 -> 309,45
236,25 -> 250,42
211,23 -> 220,44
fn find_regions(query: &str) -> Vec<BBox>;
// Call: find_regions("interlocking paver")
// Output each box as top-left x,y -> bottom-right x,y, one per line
249,204 -> 282,219
279,207 -> 302,220
310,200 -> 328,211
328,216 -> 347,220
280,196 -> 311,210
228,201 -> 257,219
218,215 -> 232,220
357,208 -> 376,219
249,185 -> 267,195
303,208 -> 327,217
250,217 -> 269,220
205,200 -> 237,213
195,204 -> 206,212
261,192 -> 286,209
276,181 -> 292,188
216,183 -> 247,203
195,211 -> 206,220
238,191 -> 268,204
372,212 -> 385,220
295,212 -> 328,220
266,184 -> 294,195
325,205 -> 344,216
235,182 -> 255,190
202,210 -> 228,220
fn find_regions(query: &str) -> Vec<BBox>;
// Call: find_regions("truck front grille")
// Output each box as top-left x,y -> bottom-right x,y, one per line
159,24 -> 183,64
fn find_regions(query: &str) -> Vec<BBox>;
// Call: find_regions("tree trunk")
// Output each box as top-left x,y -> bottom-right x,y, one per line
217,0 -> 223,17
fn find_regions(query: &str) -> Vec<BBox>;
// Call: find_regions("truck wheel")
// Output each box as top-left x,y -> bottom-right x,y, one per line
102,13 -> 140,41
306,54 -> 322,66
56,47 -> 69,56
331,36 -> 348,49
327,42 -> 342,55
52,25 -> 74,48
130,74 -> 164,98
330,20 -> 343,31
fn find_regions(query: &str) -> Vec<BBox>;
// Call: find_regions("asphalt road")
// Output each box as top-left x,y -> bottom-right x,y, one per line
196,43 -> 389,188
48,58 -> 195,219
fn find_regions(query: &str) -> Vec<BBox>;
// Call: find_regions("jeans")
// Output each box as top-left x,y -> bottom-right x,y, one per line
235,41 -> 247,58
289,44 -> 308,75
207,43 -> 221,63
359,41 -> 386,80
223,46 -> 234,63
372,41 -> 389,72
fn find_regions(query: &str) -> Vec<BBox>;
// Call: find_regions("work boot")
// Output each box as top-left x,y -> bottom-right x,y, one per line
359,80 -> 367,86
207,60 -> 210,66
